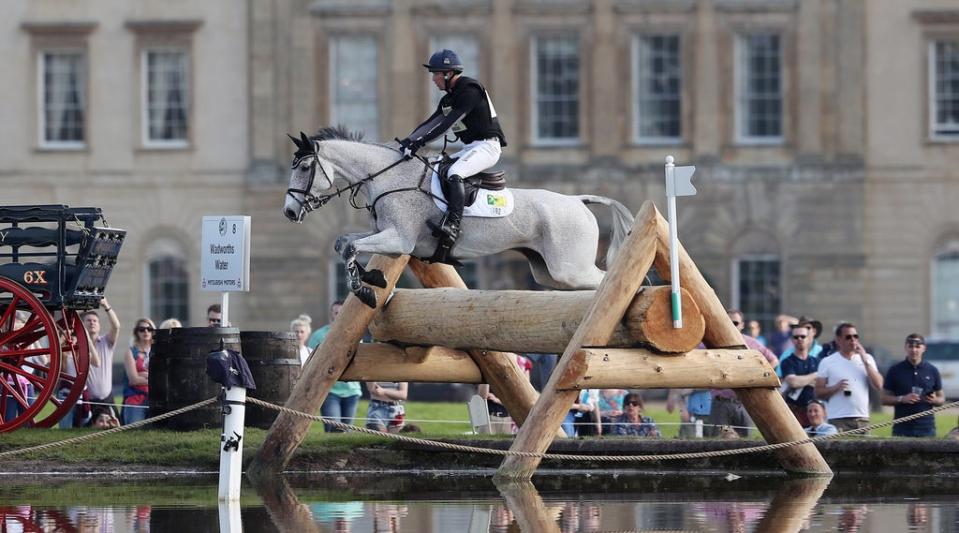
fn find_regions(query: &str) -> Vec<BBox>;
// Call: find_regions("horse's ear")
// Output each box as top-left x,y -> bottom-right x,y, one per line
299,131 -> 313,152
287,133 -> 301,149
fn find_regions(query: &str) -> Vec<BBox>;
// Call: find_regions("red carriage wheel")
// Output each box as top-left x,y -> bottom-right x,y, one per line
0,276 -> 61,432
31,309 -> 90,428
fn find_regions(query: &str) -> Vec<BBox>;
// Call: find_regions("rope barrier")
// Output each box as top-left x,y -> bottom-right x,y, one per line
247,397 -> 959,462
0,397 -> 218,460
1,395 -> 955,464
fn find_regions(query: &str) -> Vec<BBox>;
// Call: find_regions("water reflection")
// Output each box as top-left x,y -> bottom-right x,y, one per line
1,473 -> 958,532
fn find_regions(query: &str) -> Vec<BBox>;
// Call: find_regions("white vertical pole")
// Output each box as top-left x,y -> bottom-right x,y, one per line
217,500 -> 243,532
221,292 -> 230,327
665,155 -> 683,329
218,385 -> 247,501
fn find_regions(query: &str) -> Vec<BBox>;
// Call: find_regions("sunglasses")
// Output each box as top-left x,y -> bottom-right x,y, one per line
624,401 -> 641,407
792,335 -> 806,340
136,326 -> 155,333
844,334 -> 860,340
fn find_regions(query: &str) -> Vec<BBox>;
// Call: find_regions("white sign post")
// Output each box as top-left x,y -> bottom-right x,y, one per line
664,156 -> 697,329
201,215 -> 251,502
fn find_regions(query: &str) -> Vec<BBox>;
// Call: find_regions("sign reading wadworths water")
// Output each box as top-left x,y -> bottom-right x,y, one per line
201,216 -> 251,292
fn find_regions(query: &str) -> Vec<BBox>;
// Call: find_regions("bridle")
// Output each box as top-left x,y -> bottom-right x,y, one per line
286,140 -> 449,220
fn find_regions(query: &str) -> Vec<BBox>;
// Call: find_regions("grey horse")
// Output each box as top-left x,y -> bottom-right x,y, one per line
283,127 -> 634,308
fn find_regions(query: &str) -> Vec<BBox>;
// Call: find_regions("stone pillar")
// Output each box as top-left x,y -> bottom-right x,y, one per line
389,0 -> 417,138
491,0 -> 518,148
797,0 -> 822,158
589,0 -> 618,157
692,0 -> 720,159
248,0 -> 281,183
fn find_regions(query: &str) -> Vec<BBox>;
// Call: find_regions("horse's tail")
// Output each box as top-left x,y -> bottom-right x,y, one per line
578,195 -> 635,269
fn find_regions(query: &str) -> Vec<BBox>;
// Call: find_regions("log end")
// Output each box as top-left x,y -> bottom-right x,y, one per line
630,287 -> 705,353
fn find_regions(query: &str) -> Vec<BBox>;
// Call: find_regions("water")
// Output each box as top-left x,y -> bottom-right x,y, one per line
1,471 -> 957,532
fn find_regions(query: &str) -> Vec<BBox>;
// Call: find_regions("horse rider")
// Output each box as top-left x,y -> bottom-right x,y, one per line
398,49 -> 508,263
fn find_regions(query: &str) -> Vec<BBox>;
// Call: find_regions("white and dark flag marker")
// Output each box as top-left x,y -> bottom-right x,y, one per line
664,156 -> 697,329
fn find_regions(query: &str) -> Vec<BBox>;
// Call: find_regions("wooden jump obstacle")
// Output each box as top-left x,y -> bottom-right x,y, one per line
248,201 -> 831,480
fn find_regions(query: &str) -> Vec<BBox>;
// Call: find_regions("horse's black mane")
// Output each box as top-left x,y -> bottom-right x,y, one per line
311,125 -> 366,143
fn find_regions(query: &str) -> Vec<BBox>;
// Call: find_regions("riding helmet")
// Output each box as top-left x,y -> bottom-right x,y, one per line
423,49 -> 464,73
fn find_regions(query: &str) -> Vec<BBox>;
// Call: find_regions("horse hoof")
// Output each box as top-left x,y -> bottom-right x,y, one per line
356,287 -> 377,308
361,269 -> 387,289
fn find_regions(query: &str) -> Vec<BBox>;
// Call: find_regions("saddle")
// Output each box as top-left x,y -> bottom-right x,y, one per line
437,156 -> 506,207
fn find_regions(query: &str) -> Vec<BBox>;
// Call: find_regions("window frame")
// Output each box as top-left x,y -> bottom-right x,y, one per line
143,249 -> 191,325
928,39 -> 959,142
931,245 -> 959,338
140,46 -> 191,149
631,33 -> 683,145
329,34 -> 380,141
37,48 -> 88,150
734,33 -> 784,146
530,33 -> 581,147
731,254 -> 782,334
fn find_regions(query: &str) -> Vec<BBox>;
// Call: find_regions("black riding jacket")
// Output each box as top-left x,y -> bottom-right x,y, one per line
407,76 -> 507,147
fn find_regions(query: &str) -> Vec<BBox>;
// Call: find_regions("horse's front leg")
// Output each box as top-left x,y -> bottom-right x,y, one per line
334,232 -> 388,289
337,228 -> 416,308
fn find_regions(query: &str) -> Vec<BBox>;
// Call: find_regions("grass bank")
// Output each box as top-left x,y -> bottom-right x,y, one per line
1,400 -> 956,470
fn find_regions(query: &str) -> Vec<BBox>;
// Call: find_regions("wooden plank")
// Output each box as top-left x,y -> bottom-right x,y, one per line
248,255 -> 410,480
554,348 -> 781,390
651,206 -> 832,475
370,285 -> 704,354
496,201 -> 660,481
340,344 -> 483,383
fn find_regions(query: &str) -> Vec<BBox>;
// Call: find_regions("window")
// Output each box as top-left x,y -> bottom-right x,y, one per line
532,35 -> 579,144
933,248 -> 959,337
143,49 -> 189,146
148,256 -> 190,324
634,34 -> 682,143
930,40 -> 959,140
39,51 -> 85,148
428,35 -> 480,147
331,36 -> 379,141
733,256 -> 781,335
736,34 -> 783,143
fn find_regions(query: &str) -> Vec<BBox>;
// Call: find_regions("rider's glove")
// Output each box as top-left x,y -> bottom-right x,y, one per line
399,138 -> 420,160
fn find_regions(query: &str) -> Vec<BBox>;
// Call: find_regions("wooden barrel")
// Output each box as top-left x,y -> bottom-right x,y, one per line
240,331 -> 302,429
149,327 -> 240,430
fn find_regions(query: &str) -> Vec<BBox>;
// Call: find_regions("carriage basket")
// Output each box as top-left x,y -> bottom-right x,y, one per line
0,204 -> 125,310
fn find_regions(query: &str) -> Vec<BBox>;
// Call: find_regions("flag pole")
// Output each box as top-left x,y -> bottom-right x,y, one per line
665,155 -> 682,329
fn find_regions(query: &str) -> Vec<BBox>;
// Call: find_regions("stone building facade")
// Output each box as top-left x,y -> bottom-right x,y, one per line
2,0 -> 957,360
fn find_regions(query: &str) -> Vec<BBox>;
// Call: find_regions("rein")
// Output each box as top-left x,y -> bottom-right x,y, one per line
288,145 -> 449,220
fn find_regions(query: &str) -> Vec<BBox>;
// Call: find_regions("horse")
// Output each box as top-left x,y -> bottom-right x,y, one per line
283,127 -> 634,308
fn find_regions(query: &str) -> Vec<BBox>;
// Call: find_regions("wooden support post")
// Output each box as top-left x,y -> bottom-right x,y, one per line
495,202 -> 660,481
247,255 -> 410,480
407,259 -> 549,431
651,203 -> 832,475
553,348 -> 781,390
754,476 -> 832,533
495,481 -> 561,533
371,285 -> 704,354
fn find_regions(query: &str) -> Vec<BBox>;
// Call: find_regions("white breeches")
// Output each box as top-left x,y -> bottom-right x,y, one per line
448,138 -> 501,178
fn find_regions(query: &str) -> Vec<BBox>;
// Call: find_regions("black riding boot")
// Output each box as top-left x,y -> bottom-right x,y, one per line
430,174 -> 465,264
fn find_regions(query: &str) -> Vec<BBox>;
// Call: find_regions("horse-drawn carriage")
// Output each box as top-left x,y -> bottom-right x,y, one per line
0,205 -> 124,432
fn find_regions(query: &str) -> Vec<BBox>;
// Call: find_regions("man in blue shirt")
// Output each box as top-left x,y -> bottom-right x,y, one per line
881,333 -> 945,437
780,323 -> 820,427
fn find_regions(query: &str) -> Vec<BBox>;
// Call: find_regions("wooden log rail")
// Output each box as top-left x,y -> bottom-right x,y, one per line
370,285 -> 705,354
341,344 -> 780,391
